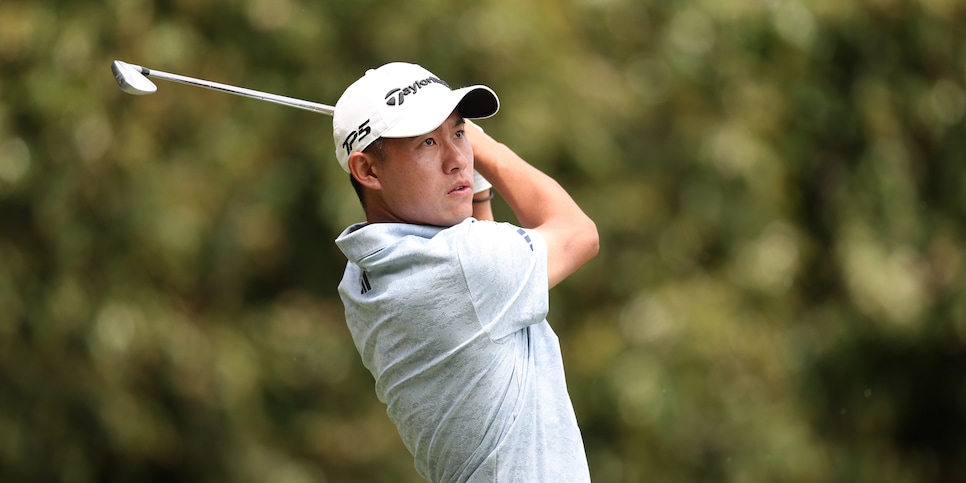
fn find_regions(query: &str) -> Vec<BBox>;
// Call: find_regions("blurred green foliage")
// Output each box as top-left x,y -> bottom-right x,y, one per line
2,0 -> 965,481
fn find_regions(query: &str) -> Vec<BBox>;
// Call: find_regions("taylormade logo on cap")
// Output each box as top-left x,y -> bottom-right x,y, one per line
385,76 -> 450,106
332,62 -> 500,173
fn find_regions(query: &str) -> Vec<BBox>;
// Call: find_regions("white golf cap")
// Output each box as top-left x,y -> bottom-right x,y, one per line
333,62 -> 500,172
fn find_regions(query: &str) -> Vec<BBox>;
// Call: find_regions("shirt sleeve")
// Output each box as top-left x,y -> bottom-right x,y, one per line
455,220 -> 550,341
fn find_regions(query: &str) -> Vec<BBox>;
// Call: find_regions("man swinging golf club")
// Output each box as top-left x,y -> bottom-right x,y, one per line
333,62 -> 599,482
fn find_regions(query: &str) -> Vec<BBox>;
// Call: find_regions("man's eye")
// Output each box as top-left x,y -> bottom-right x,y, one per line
455,130 -> 465,138
422,138 -> 436,146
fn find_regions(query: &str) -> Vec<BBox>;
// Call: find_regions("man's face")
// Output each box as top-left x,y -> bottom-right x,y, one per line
373,111 -> 475,227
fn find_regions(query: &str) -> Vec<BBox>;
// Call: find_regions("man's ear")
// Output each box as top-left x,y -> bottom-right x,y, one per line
347,151 -> 382,191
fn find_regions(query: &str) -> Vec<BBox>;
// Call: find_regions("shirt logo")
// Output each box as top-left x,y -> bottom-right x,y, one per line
384,76 -> 450,107
517,228 -> 534,251
360,271 -> 372,295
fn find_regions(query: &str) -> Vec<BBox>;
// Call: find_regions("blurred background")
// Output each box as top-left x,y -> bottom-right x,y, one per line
2,0 -> 965,481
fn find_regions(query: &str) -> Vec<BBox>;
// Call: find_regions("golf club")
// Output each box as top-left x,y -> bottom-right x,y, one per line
111,60 -> 334,115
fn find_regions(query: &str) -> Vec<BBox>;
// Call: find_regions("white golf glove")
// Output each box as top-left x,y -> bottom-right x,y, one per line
473,170 -> 492,194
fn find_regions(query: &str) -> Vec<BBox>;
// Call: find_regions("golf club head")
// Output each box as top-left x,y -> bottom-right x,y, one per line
112,60 -> 157,95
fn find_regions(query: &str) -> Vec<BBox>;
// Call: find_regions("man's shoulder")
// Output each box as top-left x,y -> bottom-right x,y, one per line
457,219 -> 544,257
336,218 -> 540,269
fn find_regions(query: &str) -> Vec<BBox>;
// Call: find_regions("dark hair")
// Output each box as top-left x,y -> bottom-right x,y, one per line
350,138 -> 386,210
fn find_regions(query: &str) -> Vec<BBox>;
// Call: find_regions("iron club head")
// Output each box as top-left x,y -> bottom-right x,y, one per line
112,60 -> 157,95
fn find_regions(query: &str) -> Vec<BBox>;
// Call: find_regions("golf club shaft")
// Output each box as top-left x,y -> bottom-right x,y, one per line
139,65 -> 334,115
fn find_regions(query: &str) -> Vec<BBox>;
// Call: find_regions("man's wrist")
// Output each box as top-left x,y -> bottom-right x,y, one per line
473,189 -> 494,203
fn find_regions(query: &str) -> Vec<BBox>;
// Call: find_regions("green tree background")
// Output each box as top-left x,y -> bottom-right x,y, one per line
2,0 -> 965,481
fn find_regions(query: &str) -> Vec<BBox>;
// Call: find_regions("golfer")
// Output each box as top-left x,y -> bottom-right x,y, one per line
333,62 -> 599,482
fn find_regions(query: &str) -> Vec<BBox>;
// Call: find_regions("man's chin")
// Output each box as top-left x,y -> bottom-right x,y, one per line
441,217 -> 470,227
438,211 -> 473,227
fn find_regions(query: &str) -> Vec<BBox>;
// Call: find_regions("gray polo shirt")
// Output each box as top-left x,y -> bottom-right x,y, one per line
336,218 -> 590,482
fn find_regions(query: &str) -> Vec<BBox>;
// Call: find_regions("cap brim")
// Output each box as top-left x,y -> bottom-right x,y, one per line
382,85 -> 499,139
456,85 -> 500,119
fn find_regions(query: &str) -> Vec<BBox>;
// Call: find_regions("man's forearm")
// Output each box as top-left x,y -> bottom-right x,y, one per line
469,125 -> 586,230
472,189 -> 494,221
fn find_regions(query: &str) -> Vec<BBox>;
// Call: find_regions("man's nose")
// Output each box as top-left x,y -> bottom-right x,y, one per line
443,140 -> 470,173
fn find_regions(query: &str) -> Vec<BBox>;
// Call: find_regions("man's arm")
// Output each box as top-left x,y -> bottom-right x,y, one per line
467,121 -> 599,288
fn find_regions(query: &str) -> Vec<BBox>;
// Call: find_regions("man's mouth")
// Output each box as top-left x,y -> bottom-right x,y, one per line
448,183 -> 472,195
